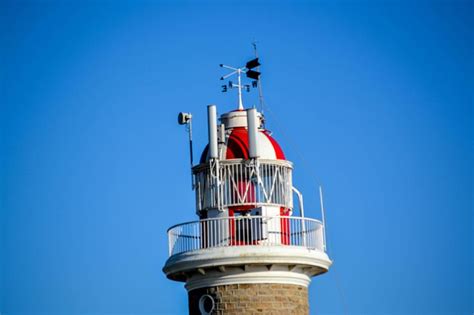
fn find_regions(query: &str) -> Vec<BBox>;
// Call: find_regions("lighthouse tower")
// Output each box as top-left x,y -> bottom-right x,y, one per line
163,59 -> 332,315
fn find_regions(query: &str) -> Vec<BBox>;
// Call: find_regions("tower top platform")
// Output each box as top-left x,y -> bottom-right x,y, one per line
163,215 -> 331,291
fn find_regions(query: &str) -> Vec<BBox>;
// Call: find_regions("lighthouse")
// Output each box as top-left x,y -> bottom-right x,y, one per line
163,58 -> 332,315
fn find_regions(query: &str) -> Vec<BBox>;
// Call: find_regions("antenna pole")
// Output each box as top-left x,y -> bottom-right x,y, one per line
187,120 -> 194,188
237,69 -> 243,110
319,185 -> 327,251
252,41 -> 264,113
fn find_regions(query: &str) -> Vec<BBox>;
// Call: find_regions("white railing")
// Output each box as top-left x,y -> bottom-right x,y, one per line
193,159 -> 293,212
167,216 -> 325,257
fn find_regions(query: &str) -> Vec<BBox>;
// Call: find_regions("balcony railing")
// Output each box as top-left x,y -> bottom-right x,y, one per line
193,159 -> 293,212
167,216 -> 325,257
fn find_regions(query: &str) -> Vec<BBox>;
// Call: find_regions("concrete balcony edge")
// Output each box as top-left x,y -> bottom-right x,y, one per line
163,245 -> 332,285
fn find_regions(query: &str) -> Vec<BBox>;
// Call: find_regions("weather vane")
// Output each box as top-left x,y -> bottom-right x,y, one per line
220,58 -> 261,110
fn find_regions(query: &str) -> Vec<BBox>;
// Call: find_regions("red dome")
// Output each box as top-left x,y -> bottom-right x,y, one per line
200,127 -> 285,163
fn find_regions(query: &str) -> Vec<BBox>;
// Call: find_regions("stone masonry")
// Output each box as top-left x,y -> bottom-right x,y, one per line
188,283 -> 309,315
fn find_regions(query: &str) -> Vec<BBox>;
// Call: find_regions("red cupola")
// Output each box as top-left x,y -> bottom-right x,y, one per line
200,110 -> 285,163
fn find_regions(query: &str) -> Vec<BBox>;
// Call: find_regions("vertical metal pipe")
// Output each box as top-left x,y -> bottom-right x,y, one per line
246,108 -> 260,158
168,231 -> 171,256
207,105 -> 218,159
212,219 -> 215,247
188,119 -> 194,189
319,185 -> 327,251
237,69 -> 243,110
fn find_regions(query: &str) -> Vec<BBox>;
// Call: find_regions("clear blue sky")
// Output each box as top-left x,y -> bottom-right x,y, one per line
1,1 -> 472,314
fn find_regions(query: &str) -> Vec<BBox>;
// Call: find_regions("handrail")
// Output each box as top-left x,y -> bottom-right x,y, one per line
192,159 -> 294,212
192,159 -> 293,172
166,216 -> 323,233
167,215 -> 325,257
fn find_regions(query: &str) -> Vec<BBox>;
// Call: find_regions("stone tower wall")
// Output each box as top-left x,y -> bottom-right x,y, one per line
188,283 -> 309,315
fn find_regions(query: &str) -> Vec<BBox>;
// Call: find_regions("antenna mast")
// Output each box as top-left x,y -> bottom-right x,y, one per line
177,112 -> 194,188
252,41 -> 265,113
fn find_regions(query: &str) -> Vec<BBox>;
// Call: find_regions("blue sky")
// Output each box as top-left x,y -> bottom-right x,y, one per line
1,1 -> 472,314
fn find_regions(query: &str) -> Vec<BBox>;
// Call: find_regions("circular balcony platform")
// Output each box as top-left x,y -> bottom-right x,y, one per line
163,216 -> 332,290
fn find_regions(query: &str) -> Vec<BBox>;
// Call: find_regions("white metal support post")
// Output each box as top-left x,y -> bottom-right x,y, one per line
292,187 -> 306,247
319,186 -> 327,251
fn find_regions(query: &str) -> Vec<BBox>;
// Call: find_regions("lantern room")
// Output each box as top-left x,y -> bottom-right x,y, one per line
192,106 -> 296,246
